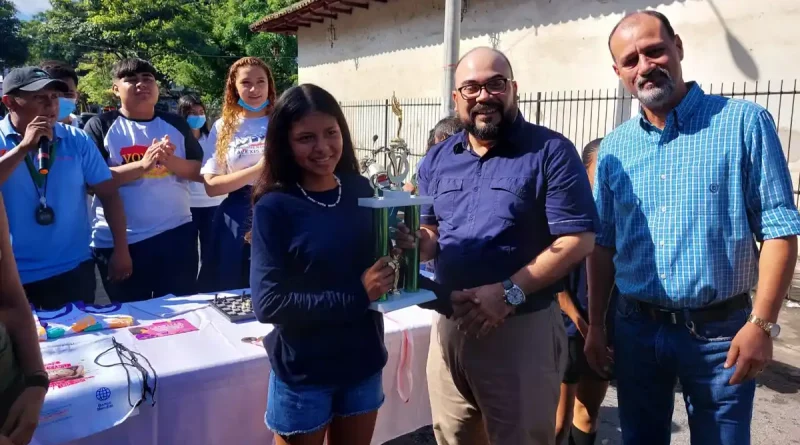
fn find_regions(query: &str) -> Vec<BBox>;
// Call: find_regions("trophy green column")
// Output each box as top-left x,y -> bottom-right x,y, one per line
402,205 -> 420,292
373,207 -> 390,301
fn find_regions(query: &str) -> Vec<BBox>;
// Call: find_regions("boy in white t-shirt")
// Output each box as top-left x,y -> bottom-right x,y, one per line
84,58 -> 203,302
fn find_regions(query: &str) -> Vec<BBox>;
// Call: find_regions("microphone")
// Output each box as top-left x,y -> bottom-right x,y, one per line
37,136 -> 51,175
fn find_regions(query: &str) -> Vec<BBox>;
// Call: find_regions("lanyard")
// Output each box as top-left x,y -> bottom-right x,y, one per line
23,141 -> 57,188
22,141 -> 57,205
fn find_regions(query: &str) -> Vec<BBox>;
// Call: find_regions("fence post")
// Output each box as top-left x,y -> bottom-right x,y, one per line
383,99 -> 390,169
535,92 -> 542,125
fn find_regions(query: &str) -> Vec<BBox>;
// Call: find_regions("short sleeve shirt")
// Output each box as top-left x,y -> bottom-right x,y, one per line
200,116 -> 267,183
188,133 -> 226,208
84,111 -> 203,247
417,112 -> 598,309
0,117 -> 112,283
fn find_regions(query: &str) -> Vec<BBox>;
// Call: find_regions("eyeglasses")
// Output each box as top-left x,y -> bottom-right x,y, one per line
457,78 -> 511,100
95,337 -> 158,408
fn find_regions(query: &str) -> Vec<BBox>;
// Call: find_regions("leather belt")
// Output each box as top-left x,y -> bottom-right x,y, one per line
629,293 -> 751,325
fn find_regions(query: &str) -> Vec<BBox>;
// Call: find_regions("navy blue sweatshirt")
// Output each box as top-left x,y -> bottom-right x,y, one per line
251,173 -> 453,386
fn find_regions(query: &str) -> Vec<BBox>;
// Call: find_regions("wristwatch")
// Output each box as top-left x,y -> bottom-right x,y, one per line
502,279 -> 525,307
747,314 -> 780,338
25,372 -> 50,392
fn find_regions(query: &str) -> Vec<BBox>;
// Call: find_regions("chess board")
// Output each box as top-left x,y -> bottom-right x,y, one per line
211,292 -> 256,323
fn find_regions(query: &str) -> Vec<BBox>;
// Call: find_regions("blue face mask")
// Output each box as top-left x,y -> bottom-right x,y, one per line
238,98 -> 269,113
58,97 -> 76,121
186,115 -> 206,129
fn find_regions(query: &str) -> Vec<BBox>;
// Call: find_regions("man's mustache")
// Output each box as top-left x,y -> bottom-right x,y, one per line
470,103 -> 502,116
636,68 -> 672,89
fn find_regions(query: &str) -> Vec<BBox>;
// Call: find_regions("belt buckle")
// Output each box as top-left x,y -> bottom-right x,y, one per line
656,308 -> 678,324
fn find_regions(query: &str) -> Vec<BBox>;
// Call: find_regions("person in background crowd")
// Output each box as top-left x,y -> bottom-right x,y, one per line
39,61 -> 81,127
84,58 -> 202,302
0,194 -> 50,445
199,57 -> 273,292
403,116 -> 462,194
177,94 -> 223,291
0,67 -> 130,309
586,11 -> 800,445
555,138 -> 612,445
397,47 -> 598,445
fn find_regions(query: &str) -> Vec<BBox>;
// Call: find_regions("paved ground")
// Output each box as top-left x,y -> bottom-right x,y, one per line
386,300 -> 800,445
93,273 -> 800,445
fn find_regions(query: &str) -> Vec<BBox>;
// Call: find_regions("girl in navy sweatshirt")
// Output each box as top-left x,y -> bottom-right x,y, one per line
249,84 -> 409,445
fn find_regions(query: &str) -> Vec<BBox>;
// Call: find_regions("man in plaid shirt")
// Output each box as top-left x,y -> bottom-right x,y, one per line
586,11 -> 800,445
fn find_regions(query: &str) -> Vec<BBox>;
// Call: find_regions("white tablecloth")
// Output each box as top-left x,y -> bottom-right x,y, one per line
33,293 -> 436,445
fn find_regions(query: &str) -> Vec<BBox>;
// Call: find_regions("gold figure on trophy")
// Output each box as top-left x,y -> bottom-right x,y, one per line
391,92 -> 403,140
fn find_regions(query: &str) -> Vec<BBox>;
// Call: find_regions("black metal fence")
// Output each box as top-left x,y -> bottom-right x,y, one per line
340,80 -> 800,201
339,98 -> 441,171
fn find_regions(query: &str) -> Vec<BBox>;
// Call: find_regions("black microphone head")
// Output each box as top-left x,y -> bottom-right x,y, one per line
37,136 -> 51,174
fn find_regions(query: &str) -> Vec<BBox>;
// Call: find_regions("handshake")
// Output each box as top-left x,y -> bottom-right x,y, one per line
448,283 -> 514,338
393,222 -> 513,338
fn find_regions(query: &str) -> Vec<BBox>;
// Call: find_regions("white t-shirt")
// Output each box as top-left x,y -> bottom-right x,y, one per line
200,116 -> 267,183
84,111 -> 203,248
189,133 -> 226,208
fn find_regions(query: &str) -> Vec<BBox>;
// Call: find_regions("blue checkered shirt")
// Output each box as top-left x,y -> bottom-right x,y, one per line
595,82 -> 800,309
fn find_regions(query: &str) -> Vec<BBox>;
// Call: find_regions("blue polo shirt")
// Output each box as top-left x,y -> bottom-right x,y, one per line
417,112 -> 598,312
0,116 -> 112,284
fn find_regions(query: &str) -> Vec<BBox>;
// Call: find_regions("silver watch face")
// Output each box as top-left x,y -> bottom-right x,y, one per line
770,324 -> 781,338
505,287 -> 525,306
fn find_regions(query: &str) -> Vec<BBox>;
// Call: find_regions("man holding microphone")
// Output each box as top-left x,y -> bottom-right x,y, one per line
0,67 -> 130,309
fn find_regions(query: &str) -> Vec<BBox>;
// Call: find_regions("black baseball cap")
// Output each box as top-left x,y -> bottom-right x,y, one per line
2,67 -> 69,95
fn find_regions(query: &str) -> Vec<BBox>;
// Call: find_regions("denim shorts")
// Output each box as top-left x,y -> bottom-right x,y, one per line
265,370 -> 385,436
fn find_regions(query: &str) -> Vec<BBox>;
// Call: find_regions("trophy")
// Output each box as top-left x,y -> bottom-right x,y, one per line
358,93 -> 436,313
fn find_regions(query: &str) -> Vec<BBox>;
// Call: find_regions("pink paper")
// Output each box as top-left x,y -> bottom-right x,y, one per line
130,319 -> 198,340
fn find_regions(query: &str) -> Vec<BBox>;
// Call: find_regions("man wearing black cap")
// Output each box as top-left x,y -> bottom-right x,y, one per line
0,67 -> 130,309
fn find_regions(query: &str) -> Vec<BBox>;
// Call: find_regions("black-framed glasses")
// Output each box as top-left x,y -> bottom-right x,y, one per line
457,78 -> 511,100
95,337 -> 158,408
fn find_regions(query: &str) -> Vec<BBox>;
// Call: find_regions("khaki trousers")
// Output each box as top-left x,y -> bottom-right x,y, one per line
427,302 -> 567,445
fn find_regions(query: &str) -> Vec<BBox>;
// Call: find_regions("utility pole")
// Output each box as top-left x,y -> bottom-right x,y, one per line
440,0 -> 461,118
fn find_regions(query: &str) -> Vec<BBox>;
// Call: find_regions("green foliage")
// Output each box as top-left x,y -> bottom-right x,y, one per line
20,0 -> 299,108
76,53 -> 117,108
0,0 -> 29,70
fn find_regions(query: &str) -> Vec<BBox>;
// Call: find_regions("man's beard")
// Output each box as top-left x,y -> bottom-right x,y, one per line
635,67 -> 676,109
462,102 -> 512,141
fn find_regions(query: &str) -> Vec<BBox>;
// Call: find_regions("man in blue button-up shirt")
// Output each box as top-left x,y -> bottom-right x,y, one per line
586,12 -> 800,445
411,47 -> 598,445
0,67 -> 130,309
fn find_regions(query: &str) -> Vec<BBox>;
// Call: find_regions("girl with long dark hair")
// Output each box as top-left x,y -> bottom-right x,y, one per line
199,57 -> 276,292
177,95 -> 222,291
249,84 -> 405,445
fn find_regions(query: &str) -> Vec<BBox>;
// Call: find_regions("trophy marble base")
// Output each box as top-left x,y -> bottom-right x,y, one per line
369,289 -> 436,313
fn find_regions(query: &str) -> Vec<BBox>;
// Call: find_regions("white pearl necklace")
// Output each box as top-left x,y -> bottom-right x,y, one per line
297,175 -> 342,208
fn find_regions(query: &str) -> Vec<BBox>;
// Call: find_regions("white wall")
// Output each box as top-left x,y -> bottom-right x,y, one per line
298,0 -> 800,99
295,0 -> 800,182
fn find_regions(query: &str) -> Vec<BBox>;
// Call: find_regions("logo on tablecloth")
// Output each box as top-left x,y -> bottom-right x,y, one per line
96,387 -> 111,401
96,386 -> 115,411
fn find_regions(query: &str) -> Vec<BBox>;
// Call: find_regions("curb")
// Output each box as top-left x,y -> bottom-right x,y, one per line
789,286 -> 800,303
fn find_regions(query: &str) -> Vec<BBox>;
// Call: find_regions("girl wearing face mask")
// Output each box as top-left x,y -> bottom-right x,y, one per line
178,95 -> 224,292
198,57 -> 275,292
39,61 -> 80,127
